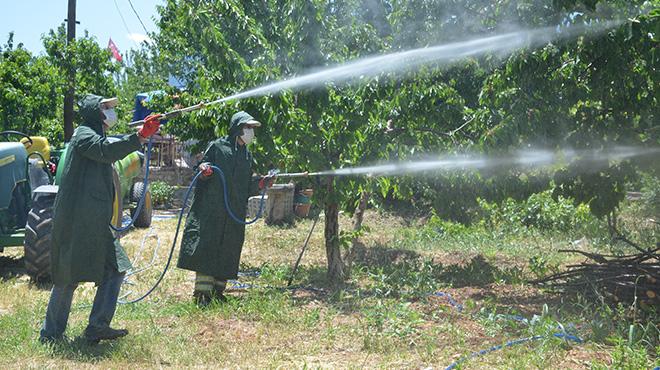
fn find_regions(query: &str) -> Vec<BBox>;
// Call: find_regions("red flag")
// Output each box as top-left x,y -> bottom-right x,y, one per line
108,38 -> 123,62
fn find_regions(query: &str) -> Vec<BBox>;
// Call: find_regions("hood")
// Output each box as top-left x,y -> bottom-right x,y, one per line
228,111 -> 255,139
78,94 -> 104,135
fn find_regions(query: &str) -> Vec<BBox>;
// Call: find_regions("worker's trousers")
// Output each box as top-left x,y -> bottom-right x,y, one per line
40,265 -> 124,340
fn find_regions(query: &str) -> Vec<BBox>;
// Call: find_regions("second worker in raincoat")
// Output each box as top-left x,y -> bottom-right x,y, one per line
178,111 -> 271,305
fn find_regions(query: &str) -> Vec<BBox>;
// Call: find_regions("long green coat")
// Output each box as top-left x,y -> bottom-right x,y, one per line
51,94 -> 141,286
178,112 -> 260,280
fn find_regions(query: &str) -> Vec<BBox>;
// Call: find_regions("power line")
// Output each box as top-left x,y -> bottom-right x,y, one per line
127,0 -> 150,35
113,0 -> 139,47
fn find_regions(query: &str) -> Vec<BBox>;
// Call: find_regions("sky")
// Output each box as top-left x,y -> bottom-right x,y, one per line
0,0 -> 163,55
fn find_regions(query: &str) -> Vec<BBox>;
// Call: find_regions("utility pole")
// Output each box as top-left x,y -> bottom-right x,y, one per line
63,0 -> 77,141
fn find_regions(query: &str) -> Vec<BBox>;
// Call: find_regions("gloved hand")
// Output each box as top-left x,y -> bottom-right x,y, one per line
138,114 -> 163,138
199,162 -> 213,177
259,175 -> 276,189
47,162 -> 57,176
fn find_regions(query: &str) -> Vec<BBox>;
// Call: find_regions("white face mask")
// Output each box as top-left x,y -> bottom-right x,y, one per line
102,108 -> 118,127
240,127 -> 255,145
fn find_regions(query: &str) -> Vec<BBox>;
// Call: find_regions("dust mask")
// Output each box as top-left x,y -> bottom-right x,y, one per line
240,127 -> 255,145
102,108 -> 118,127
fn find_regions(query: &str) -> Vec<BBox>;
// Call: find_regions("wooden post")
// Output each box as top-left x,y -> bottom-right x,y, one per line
63,0 -> 76,141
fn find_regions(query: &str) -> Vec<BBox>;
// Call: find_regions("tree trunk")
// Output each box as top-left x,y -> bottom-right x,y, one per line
352,191 -> 369,235
324,178 -> 344,284
345,190 -> 369,276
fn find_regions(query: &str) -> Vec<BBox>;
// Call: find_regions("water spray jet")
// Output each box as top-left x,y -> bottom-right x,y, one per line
272,146 -> 659,180
128,20 -> 623,128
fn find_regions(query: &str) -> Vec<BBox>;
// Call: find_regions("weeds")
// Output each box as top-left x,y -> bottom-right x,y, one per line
591,338 -> 657,369
0,206 -> 657,367
361,299 -> 423,350
365,259 -> 442,299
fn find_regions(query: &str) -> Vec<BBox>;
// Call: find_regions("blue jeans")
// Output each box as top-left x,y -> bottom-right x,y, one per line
40,266 -> 125,340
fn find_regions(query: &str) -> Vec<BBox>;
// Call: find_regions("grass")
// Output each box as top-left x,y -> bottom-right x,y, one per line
0,201 -> 658,368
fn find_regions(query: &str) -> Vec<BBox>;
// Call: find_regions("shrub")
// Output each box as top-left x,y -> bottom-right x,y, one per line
386,171 -> 551,224
480,189 -> 593,231
640,174 -> 660,218
150,181 -> 176,207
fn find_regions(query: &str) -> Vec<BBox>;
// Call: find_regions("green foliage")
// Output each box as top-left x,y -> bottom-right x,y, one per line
3,0 -> 657,282
150,0 -> 499,281
339,225 -> 371,251
149,181 -> 176,207
113,47 -> 171,132
476,1 -> 659,221
362,300 -> 423,340
595,338 -> 658,369
553,161 -> 637,219
366,259 -> 442,298
383,171 -> 552,224
528,255 -> 560,279
0,34 -> 62,137
426,213 -> 470,236
481,189 -> 594,231
43,26 -> 119,101
576,297 -> 660,352
0,26 -> 121,145
639,173 -> 660,218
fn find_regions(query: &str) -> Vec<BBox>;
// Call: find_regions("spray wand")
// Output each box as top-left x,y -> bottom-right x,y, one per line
268,170 -> 329,179
127,95 -> 237,127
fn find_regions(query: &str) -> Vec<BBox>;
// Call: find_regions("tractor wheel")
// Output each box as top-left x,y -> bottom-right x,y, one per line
24,193 -> 55,282
130,182 -> 152,228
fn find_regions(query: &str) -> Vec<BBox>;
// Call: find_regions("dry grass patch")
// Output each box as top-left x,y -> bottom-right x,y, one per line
0,208 -> 656,368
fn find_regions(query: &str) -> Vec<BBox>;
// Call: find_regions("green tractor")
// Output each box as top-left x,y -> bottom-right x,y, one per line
0,131 -> 153,282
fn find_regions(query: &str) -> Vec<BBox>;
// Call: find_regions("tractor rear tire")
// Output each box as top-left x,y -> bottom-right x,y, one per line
24,193 -> 55,283
130,182 -> 152,228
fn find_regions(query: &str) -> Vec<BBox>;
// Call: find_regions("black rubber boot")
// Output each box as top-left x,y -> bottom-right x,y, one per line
84,326 -> 129,344
194,291 -> 212,307
213,280 -> 228,303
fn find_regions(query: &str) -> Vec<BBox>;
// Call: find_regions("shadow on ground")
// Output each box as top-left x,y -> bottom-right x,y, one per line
348,242 -> 421,268
0,255 -> 52,289
438,255 -> 526,287
0,255 -> 25,280
224,246 -> 588,320
46,336 -> 124,362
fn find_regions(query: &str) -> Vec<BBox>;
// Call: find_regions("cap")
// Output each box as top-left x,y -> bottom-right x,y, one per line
245,119 -> 261,127
100,97 -> 119,109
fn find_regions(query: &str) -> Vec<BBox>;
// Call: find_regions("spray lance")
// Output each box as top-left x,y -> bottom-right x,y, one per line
128,98 -> 333,182
265,169 -> 328,179
128,99 -> 217,127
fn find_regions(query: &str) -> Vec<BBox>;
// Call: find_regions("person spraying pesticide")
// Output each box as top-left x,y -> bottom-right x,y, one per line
40,95 -> 161,344
177,111 -> 274,306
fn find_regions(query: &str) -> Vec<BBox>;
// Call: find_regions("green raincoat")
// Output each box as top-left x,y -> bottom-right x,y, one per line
178,112 -> 260,280
51,94 -> 142,286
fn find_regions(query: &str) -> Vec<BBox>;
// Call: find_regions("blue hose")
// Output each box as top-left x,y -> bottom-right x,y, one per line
119,170 -> 201,304
430,292 -> 584,369
445,332 -> 583,370
430,291 -> 463,312
120,152 -> 585,367
427,291 -> 583,368
111,137 -> 154,232
120,165 -> 268,303
209,165 -> 268,225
